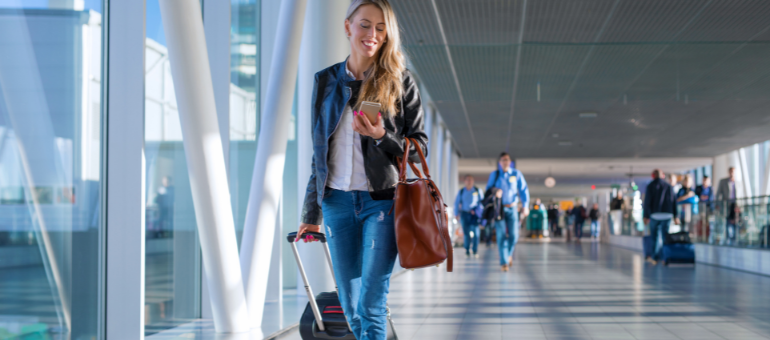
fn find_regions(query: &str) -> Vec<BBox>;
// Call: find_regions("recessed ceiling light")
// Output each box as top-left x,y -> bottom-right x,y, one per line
552,133 -> 559,138
579,112 -> 598,118
558,141 -> 572,146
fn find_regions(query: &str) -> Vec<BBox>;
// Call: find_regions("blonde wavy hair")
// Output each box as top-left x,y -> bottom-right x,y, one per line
346,0 -> 406,116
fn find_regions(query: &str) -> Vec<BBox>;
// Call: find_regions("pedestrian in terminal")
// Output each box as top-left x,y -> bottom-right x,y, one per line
454,175 -> 483,258
589,203 -> 600,239
643,169 -> 679,265
716,167 -> 739,211
481,187 -> 504,248
694,175 -> 713,238
669,173 -> 682,195
547,204 -> 560,237
609,191 -> 625,235
572,200 -> 587,242
528,199 -> 547,238
486,152 -> 530,272
296,1 -> 428,338
726,201 -> 742,245
695,175 -> 713,211
676,174 -> 699,232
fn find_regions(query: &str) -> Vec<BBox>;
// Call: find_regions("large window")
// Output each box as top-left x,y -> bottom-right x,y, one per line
0,1 -> 104,339
144,0 -> 201,334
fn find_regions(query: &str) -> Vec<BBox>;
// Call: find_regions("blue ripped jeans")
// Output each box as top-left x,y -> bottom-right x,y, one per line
460,211 -> 480,255
494,207 -> 519,266
322,189 -> 398,340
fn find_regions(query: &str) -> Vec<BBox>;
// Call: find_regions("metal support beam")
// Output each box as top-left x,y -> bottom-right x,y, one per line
239,0 -> 308,332
159,0 -> 249,333
104,0 -> 146,338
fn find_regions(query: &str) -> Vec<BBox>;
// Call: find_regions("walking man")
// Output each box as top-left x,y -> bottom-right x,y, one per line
486,152 -> 530,272
643,169 -> 679,265
454,175 -> 483,258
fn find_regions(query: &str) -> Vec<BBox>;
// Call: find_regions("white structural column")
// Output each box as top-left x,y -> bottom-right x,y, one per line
158,0 -> 249,333
738,148 -> 753,198
105,0 -> 145,338
204,0 -> 231,170
201,0 -> 232,320
297,0 -> 350,295
433,124 -> 444,189
758,150 -> 770,196
239,0 -> 308,332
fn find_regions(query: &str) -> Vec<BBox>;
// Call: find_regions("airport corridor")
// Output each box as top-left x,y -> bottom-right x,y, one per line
280,241 -> 770,340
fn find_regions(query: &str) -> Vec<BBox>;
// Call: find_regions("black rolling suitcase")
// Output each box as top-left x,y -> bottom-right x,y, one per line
287,231 -> 398,340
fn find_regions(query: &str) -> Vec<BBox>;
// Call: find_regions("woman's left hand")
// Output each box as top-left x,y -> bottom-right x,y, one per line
352,111 -> 386,139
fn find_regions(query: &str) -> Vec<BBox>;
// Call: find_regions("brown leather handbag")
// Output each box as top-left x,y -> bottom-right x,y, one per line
393,137 -> 453,272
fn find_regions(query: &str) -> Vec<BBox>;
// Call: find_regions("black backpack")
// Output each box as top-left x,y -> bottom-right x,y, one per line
482,170 -> 502,202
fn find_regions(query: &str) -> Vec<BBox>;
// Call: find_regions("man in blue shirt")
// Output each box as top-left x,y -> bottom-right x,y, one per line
486,152 -> 530,272
695,175 -> 713,211
454,175 -> 483,258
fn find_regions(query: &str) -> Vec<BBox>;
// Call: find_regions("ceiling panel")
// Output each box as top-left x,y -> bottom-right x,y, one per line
392,0 -> 770,159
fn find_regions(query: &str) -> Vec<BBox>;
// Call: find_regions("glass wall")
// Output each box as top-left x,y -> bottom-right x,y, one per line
0,1 -> 104,339
144,0 -> 201,334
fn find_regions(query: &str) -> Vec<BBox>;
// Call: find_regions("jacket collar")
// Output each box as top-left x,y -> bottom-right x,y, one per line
340,58 -> 355,82
340,57 -> 372,83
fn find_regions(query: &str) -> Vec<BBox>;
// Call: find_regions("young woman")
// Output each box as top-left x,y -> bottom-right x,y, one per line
295,1 -> 428,339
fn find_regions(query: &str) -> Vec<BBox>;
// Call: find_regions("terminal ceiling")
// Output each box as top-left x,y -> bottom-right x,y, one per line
391,0 -> 770,159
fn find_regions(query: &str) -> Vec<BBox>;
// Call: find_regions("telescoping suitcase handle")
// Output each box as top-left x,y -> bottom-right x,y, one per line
287,231 -> 327,243
286,231 -> 339,333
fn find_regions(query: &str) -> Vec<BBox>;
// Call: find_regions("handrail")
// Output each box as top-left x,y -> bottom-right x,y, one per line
612,195 -> 770,250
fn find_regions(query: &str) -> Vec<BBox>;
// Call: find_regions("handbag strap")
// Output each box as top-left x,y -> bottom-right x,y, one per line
398,137 -> 432,182
398,138 -> 411,182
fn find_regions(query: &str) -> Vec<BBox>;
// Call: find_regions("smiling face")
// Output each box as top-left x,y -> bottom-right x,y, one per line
345,4 -> 387,60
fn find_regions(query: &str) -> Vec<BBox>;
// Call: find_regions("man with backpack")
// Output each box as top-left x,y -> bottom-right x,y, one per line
485,152 -> 530,272
643,169 -> 680,265
454,175 -> 484,258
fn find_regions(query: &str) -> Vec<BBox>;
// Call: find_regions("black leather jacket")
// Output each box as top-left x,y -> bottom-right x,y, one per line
301,60 -> 429,225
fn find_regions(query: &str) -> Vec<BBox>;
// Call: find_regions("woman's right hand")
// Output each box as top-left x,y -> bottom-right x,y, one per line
296,223 -> 322,243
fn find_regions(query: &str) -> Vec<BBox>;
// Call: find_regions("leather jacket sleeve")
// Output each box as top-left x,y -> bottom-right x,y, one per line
376,70 -> 429,163
301,73 -> 324,225
301,155 -> 323,225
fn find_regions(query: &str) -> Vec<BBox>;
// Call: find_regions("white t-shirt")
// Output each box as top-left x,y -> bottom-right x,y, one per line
327,64 -> 368,192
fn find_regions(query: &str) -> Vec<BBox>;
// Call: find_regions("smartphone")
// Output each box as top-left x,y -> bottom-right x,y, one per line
359,101 -> 381,124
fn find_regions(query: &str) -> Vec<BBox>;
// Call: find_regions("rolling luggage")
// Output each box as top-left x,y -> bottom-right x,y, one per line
661,231 -> 695,266
661,243 -> 695,265
287,231 -> 399,340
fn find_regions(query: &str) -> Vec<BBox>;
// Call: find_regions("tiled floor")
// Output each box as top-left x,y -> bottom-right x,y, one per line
279,240 -> 770,340
134,239 -> 770,339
